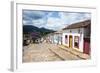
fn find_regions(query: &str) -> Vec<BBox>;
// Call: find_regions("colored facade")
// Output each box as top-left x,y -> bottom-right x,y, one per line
46,20 -> 90,55
62,20 -> 91,54
48,31 -> 62,45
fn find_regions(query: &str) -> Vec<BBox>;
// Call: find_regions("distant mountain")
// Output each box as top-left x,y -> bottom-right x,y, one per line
39,27 -> 55,33
23,25 -> 40,33
23,25 -> 55,36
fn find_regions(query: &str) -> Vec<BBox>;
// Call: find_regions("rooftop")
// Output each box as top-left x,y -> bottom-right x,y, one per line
63,20 -> 91,30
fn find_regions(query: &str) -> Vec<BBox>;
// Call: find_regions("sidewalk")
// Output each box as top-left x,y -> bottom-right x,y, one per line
49,44 -> 81,60
58,45 -> 90,59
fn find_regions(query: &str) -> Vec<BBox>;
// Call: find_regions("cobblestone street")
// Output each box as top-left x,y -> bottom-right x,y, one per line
23,42 -> 81,63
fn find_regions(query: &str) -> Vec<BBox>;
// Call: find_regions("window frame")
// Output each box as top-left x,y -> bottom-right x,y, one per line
74,36 -> 79,48
65,35 -> 68,44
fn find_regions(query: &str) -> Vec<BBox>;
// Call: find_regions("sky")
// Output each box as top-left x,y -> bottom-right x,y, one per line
23,10 -> 91,31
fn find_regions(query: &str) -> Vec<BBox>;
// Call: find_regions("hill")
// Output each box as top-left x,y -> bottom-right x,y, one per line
23,25 -> 55,36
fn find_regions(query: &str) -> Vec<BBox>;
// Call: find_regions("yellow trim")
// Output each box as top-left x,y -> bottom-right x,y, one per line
69,35 -> 73,48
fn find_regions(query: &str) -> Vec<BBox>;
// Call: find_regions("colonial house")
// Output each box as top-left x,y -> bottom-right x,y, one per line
62,20 -> 91,55
47,31 -> 62,45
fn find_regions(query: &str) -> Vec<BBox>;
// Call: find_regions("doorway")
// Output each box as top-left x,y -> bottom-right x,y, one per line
69,35 -> 73,48
83,38 -> 90,55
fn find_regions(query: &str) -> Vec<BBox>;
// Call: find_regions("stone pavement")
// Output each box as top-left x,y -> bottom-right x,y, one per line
23,43 -> 83,62
58,45 -> 90,59
49,44 -> 81,60
23,43 -> 62,62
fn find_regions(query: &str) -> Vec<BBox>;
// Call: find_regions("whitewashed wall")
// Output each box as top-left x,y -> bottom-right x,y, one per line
53,34 -> 62,44
62,28 -> 84,52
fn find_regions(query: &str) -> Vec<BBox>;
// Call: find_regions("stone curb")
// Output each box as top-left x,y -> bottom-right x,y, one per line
59,45 -> 90,59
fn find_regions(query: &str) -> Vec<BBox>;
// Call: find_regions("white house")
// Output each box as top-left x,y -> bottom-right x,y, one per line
62,20 -> 91,54
47,31 -> 62,45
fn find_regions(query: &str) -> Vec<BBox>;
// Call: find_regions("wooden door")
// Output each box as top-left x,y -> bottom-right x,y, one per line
83,38 -> 90,55
69,35 -> 73,48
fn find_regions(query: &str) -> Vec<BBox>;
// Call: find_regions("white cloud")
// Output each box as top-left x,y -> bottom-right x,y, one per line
32,19 -> 47,28
44,17 -> 66,30
44,12 -> 91,30
60,12 -> 91,25
23,10 -> 91,31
